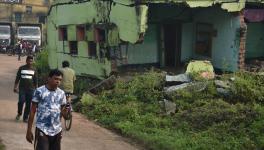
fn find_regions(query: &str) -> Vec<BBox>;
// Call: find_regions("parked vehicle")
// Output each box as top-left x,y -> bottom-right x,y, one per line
0,24 -> 11,53
17,25 -> 41,46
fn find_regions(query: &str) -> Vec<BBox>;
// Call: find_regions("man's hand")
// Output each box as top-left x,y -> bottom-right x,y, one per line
13,87 -> 18,93
26,130 -> 34,144
61,105 -> 69,119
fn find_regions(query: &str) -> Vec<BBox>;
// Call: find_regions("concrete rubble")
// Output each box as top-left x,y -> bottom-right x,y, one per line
159,99 -> 177,115
166,74 -> 191,83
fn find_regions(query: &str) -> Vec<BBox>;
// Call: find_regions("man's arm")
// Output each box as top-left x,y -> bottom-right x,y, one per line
14,67 -> 21,93
61,92 -> 68,119
33,69 -> 38,88
26,102 -> 37,144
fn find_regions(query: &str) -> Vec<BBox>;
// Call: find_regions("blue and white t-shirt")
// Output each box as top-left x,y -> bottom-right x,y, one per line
32,85 -> 66,136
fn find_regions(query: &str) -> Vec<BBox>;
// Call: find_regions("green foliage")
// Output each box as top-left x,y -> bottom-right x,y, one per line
0,139 -> 5,150
126,71 -> 164,103
78,71 -> 264,150
34,50 -> 50,85
230,72 -> 264,104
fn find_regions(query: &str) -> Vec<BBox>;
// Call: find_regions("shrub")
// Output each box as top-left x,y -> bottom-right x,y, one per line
34,50 -> 49,85
230,72 -> 264,104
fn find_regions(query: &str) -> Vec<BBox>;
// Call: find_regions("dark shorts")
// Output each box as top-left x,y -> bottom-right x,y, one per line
34,128 -> 62,150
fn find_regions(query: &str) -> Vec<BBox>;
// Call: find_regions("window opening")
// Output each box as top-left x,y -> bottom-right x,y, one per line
69,41 -> 78,55
59,27 -> 67,41
77,25 -> 85,41
88,41 -> 97,57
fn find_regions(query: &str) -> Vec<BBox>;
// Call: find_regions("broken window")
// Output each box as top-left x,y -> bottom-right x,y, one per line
58,27 -> 67,41
195,23 -> 213,57
77,25 -> 85,41
94,28 -> 106,43
88,41 -> 97,57
69,41 -> 78,55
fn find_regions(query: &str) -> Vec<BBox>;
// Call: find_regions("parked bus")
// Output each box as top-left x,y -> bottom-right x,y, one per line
0,24 -> 11,53
17,25 -> 41,46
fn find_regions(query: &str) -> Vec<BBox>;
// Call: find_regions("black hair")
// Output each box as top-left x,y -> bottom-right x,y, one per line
62,61 -> 70,68
26,55 -> 34,61
48,69 -> 63,78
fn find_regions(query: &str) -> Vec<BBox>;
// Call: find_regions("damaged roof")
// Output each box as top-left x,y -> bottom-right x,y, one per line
52,0 -> 264,12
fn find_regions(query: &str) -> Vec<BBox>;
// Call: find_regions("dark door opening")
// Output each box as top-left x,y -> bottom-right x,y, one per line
163,23 -> 181,67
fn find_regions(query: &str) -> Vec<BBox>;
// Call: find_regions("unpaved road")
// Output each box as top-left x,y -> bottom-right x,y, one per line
0,54 -> 141,150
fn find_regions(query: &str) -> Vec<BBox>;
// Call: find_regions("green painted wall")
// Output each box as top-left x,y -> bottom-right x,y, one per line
181,22 -> 194,62
110,4 -> 148,43
144,4 -> 241,71
246,23 -> 264,59
47,1 -> 111,78
193,7 -> 240,71
125,24 -> 159,65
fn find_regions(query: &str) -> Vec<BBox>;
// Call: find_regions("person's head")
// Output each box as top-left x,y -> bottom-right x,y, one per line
47,69 -> 63,89
62,61 -> 69,68
26,55 -> 34,66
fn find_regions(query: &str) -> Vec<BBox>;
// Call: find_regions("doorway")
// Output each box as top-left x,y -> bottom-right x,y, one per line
163,23 -> 182,67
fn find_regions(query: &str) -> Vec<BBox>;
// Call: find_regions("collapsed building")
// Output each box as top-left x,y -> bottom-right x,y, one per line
47,0 -> 264,78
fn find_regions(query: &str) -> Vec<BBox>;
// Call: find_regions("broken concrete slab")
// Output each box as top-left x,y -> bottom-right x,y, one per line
89,75 -> 116,94
159,99 -> 177,115
216,88 -> 230,96
230,77 -> 235,81
214,80 -> 231,89
164,82 -> 208,94
166,74 -> 191,83
164,83 -> 190,94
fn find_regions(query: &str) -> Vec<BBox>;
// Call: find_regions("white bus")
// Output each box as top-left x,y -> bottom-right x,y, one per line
17,26 -> 41,46
0,25 -> 11,48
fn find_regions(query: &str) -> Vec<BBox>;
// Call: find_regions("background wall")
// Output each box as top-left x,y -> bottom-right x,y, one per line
193,7 -> 240,71
245,23 -> 264,59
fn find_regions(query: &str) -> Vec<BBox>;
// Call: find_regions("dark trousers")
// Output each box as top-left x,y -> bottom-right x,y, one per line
34,128 -> 62,150
18,89 -> 33,120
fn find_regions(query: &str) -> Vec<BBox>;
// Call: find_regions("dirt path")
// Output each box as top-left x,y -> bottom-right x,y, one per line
0,54 -> 141,150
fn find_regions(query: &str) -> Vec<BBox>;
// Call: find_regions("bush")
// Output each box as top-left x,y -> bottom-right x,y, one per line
34,50 -> 49,85
230,72 -> 264,104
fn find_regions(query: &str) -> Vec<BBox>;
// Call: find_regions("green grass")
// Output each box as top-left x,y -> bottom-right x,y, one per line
76,71 -> 264,149
0,139 -> 5,150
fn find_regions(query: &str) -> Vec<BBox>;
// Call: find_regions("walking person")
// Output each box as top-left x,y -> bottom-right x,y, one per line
13,55 -> 38,122
32,43 -> 37,56
59,61 -> 76,101
17,40 -> 22,60
26,69 -> 68,150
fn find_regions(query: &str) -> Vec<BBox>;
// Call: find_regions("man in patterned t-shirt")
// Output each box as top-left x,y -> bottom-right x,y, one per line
26,69 -> 68,150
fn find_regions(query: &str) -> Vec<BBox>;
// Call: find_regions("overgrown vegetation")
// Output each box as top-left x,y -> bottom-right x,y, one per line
77,71 -> 264,150
34,50 -> 50,85
0,139 -> 5,150
34,51 -> 264,149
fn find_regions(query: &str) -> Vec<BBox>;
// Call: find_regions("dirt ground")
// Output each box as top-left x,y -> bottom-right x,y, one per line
0,54 -> 141,150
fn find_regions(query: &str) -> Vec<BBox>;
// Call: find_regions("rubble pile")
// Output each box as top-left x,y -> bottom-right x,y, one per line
245,59 -> 264,72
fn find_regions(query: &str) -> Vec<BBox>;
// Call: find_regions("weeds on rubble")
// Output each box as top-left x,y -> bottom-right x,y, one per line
230,71 -> 264,104
78,71 -> 264,150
